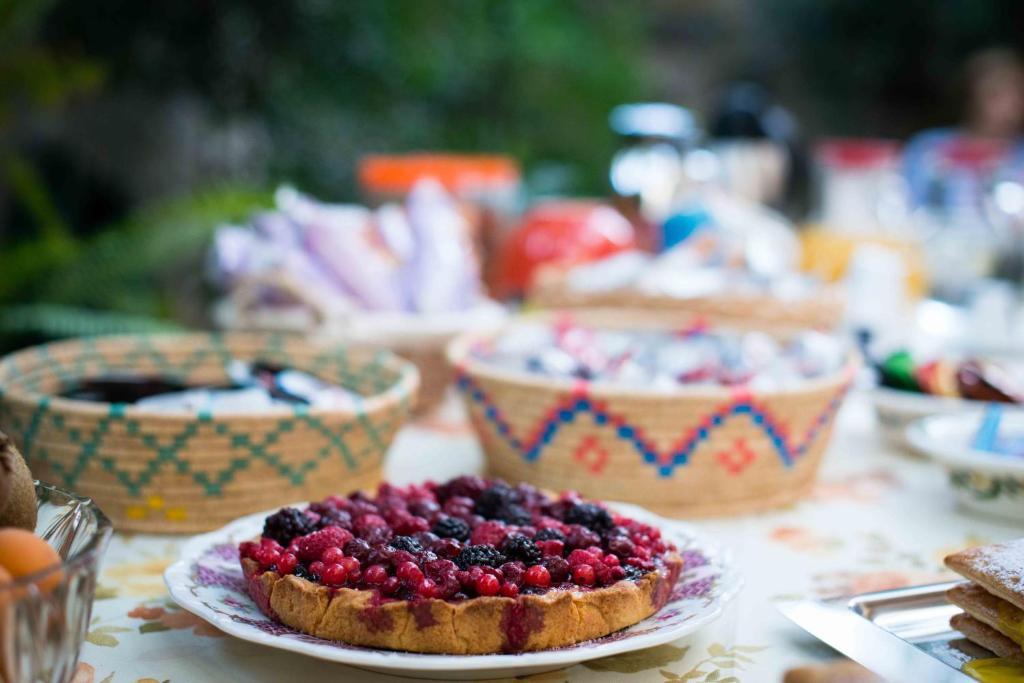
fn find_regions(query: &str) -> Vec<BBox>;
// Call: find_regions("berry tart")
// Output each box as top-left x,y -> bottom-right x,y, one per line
239,476 -> 684,654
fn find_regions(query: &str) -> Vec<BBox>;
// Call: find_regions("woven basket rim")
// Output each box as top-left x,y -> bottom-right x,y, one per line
529,279 -> 845,331
447,309 -> 859,399
0,331 -> 420,421
533,281 -> 845,307
216,296 -> 508,347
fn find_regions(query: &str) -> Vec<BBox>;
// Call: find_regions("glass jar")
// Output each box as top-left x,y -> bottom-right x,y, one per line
2,482 -> 112,683
800,138 -> 924,299
817,139 -> 908,234
916,138 -> 1009,302
608,102 -> 700,226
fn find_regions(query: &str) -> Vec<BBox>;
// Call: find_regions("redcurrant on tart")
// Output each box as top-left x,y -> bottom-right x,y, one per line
240,477 -> 683,653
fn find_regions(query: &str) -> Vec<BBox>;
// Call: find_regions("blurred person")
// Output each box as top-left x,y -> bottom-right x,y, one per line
904,48 -> 1024,207
965,48 -> 1024,139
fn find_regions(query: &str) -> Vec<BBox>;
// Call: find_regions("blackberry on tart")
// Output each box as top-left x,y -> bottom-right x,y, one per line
239,477 -> 684,654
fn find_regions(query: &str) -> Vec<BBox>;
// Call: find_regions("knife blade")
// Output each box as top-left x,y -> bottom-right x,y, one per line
778,599 -> 975,682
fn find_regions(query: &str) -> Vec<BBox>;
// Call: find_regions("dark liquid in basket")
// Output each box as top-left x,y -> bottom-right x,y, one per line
59,363 -> 306,404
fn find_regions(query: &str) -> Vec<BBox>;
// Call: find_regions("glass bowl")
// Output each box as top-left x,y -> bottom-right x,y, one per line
0,482 -> 112,683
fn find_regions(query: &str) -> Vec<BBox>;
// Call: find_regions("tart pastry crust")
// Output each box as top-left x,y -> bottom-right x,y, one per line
242,553 -> 684,653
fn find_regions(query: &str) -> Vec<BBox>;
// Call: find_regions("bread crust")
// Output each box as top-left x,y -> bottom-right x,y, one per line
951,613 -> 1024,663
945,541 -> 1024,613
948,582 -> 1024,648
242,553 -> 684,653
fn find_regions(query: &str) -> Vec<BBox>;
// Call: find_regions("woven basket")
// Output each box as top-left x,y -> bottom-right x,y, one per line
448,311 -> 857,517
530,278 -> 844,332
0,333 -> 418,533
215,289 -> 506,415
378,340 -> 454,416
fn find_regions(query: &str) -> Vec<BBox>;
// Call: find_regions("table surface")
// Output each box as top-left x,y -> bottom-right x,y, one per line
70,392 -> 1020,683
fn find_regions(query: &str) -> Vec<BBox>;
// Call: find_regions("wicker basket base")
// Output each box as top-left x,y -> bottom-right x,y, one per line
97,470 -> 384,534
481,429 -> 831,519
0,333 -> 416,533
452,310 -> 855,519
386,344 -> 451,416
490,459 -> 816,518
530,281 -> 844,332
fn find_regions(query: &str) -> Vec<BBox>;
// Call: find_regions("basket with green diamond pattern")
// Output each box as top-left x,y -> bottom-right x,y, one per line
0,333 -> 418,533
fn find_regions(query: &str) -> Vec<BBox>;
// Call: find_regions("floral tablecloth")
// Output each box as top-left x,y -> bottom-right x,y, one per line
70,392 -> 1021,683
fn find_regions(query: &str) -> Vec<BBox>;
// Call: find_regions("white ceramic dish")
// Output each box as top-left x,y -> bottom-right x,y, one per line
871,387 -> 976,451
165,502 -> 741,680
907,411 -> 1024,522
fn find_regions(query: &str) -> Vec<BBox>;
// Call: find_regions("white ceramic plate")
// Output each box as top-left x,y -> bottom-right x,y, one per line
907,411 -> 1024,523
164,502 -> 741,680
871,387 -> 976,449
907,411 -> 1024,475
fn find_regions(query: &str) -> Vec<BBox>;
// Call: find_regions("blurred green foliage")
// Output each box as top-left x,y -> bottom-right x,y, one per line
0,0 -> 274,348
0,0 -> 102,124
0,185 -> 270,351
40,0 -> 648,198
3,0 -> 1024,353
1,0 -> 647,350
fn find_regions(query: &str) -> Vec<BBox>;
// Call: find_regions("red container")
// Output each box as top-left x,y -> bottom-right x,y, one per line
494,200 -> 636,298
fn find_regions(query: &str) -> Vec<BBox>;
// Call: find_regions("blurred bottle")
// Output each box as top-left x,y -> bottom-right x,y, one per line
608,102 -> 700,232
915,138 -> 1008,302
845,245 -> 909,337
708,81 -> 810,218
656,146 -> 722,253
966,278 -> 1016,345
800,139 -> 925,299
991,163 -> 1024,282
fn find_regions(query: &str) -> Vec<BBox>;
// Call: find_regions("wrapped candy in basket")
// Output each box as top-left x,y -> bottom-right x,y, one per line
449,310 -> 858,516
211,183 -> 505,414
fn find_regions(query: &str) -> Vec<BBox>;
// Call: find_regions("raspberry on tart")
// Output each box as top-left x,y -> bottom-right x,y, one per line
239,477 -> 684,654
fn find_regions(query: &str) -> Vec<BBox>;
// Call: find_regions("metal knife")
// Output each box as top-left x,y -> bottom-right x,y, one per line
777,599 -> 976,682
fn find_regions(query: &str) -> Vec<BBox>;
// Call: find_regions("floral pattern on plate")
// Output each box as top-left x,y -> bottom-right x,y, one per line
164,502 -> 741,679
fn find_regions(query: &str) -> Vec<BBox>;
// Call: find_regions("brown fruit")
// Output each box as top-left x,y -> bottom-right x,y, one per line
0,434 -> 35,531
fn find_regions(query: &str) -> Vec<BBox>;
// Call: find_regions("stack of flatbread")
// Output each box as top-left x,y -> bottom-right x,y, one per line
946,540 -> 1024,663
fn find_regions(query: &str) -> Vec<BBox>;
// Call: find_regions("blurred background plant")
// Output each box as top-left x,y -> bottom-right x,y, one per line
0,0 -> 272,349
1,0 -> 1022,352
